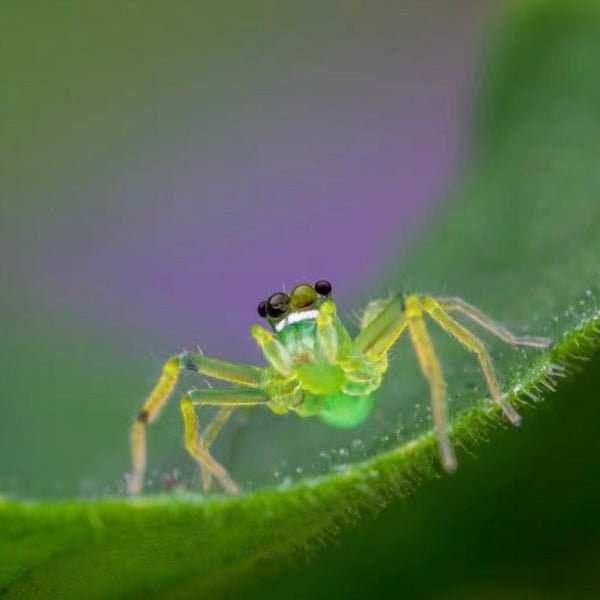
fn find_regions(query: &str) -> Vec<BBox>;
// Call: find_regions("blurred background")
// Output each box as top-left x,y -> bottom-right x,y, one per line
0,0 -> 495,498
3,2 -> 600,599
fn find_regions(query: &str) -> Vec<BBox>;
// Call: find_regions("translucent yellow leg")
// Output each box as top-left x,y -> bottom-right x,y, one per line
405,295 -> 456,471
354,292 -> 550,472
437,297 -> 552,348
354,295 -> 409,358
422,297 -> 522,425
199,406 -> 236,491
181,387 -> 267,494
181,352 -> 264,385
128,355 -> 180,496
128,351 -> 263,496
316,299 -> 339,363
250,324 -> 293,377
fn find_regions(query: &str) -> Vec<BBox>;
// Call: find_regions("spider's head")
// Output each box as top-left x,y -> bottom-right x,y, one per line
256,280 -> 333,332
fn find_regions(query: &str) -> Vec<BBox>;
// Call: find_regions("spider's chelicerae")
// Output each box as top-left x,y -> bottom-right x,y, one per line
127,280 -> 551,495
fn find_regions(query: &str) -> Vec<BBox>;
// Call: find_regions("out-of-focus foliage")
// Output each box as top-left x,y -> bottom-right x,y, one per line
1,0 -> 599,597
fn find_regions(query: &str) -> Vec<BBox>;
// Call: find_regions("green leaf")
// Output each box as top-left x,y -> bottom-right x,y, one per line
2,0 -> 599,597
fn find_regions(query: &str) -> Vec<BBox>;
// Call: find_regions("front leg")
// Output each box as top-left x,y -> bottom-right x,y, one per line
128,351 -> 263,496
250,323 -> 294,377
315,299 -> 355,364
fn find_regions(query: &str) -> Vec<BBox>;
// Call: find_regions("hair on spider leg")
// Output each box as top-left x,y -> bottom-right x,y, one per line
179,351 -> 197,372
341,308 -> 361,330
438,281 -> 451,296
142,351 -> 166,386
146,350 -> 167,375
349,309 -> 363,326
386,352 -> 399,367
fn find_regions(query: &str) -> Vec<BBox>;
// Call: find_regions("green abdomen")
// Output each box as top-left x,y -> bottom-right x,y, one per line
302,390 -> 374,429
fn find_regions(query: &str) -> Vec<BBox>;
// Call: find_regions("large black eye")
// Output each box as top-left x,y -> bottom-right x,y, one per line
314,280 -> 332,296
257,301 -> 268,318
266,292 -> 289,318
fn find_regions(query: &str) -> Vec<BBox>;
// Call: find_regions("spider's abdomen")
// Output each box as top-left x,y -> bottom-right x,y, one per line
300,390 -> 373,428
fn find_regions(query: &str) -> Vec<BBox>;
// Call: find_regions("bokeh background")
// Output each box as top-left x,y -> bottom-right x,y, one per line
3,2 -> 600,599
0,0 -> 494,498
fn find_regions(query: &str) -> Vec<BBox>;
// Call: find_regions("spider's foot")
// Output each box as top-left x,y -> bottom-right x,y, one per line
439,439 -> 457,473
126,472 -> 143,496
192,444 -> 239,494
218,472 -> 239,495
501,399 -> 522,426
517,335 -> 553,348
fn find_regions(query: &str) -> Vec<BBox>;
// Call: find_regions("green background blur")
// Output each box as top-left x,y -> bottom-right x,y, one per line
0,0 -> 494,499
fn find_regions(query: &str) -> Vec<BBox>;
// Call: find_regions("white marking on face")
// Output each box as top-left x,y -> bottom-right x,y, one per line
274,309 -> 319,332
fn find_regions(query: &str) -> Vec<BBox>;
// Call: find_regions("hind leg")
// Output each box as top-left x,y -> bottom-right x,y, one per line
198,406 -> 236,491
422,297 -> 524,425
436,297 -> 551,348
180,387 -> 268,494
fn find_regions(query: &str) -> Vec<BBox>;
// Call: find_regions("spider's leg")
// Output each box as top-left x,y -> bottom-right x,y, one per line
316,299 -> 354,363
404,294 -> 456,471
422,296 -> 522,426
128,352 -> 263,495
181,387 -> 268,494
436,297 -> 552,348
351,294 -> 455,468
354,294 -> 409,358
316,299 -> 338,362
128,355 -> 180,496
199,406 -> 236,491
250,323 -> 294,377
180,352 -> 264,385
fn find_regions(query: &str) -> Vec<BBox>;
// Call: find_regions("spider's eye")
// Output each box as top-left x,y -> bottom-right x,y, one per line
266,292 -> 289,318
314,280 -> 332,296
257,301 -> 268,318
289,283 -> 317,309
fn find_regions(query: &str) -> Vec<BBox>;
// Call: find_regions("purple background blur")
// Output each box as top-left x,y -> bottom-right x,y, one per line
0,1 -> 495,496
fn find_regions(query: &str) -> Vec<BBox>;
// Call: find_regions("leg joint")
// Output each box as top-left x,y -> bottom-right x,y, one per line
179,393 -> 193,410
404,293 -> 424,317
179,351 -> 197,372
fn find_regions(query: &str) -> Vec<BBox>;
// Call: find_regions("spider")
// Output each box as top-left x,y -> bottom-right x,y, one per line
127,280 -> 551,495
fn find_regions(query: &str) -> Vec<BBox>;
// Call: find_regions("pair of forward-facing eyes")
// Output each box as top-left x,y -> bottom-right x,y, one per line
257,280 -> 332,320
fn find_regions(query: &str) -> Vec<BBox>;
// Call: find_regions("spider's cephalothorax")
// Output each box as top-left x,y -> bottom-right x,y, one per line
252,280 -> 384,428
127,281 -> 551,495
257,280 -> 383,395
